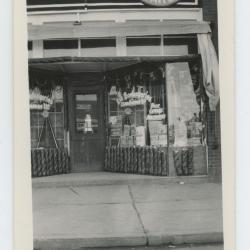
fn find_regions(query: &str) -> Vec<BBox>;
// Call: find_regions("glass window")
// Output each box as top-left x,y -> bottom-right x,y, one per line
81,38 -> 116,57
166,62 -> 202,147
126,36 -> 161,56
28,41 -> 33,51
28,41 -> 33,58
43,39 -> 78,57
75,94 -> 99,134
164,36 -> 198,56
29,85 -> 65,149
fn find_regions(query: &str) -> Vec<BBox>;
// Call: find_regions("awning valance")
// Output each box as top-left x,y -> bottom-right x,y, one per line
29,55 -> 200,64
28,20 -> 211,40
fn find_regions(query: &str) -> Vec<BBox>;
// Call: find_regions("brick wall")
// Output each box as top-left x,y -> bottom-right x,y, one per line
201,0 -> 221,181
207,105 -> 222,181
202,0 -> 218,53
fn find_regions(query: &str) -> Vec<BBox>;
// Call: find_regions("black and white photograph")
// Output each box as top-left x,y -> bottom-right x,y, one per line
22,0 -> 225,249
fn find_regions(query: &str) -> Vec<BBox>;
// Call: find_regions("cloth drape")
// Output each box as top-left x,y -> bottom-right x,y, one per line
198,33 -> 219,111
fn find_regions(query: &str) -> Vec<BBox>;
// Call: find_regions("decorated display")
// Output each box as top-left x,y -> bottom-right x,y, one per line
29,86 -> 63,111
108,83 -> 150,147
104,146 -> 168,176
116,86 -> 152,107
107,65 -> 169,148
104,62 -> 204,177
147,103 -> 168,146
29,80 -> 68,178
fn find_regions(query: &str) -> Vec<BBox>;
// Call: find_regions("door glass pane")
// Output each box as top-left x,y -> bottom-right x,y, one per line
75,94 -> 99,134
166,62 -> 202,146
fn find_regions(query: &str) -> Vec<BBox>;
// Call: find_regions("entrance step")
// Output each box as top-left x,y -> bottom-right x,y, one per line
32,172 -> 210,188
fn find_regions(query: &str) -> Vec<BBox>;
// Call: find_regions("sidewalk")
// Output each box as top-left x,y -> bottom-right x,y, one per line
33,174 -> 223,250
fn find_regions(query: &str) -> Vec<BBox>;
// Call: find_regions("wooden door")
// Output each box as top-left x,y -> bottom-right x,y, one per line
68,83 -> 105,172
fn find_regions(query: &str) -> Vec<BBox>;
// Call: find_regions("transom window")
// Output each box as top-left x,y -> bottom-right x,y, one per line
43,39 -> 78,57
126,36 -> 161,56
29,35 -> 198,58
81,38 -> 116,57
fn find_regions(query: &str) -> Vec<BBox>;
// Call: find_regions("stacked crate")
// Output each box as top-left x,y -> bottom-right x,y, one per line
148,121 -> 168,147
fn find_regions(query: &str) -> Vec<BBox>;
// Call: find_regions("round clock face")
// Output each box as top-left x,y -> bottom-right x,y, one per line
141,0 -> 181,7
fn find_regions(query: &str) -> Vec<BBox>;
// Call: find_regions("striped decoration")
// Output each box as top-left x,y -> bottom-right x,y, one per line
31,148 -> 70,177
173,148 -> 194,176
104,146 -> 169,176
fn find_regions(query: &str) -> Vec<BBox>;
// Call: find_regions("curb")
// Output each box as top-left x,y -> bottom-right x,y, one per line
34,234 -> 147,250
34,232 -> 223,250
146,232 -> 224,246
32,175 -> 210,189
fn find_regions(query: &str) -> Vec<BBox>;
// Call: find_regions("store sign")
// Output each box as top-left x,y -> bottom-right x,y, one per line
141,0 -> 181,7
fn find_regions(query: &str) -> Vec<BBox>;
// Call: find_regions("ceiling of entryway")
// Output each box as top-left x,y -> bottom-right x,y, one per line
29,61 -> 138,73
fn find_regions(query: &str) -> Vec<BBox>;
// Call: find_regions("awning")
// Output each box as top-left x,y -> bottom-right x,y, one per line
29,55 -> 199,64
29,55 -> 200,73
28,20 -> 211,40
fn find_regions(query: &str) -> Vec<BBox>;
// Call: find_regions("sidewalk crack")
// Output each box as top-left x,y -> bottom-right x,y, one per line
128,185 -> 148,245
69,186 -> 80,196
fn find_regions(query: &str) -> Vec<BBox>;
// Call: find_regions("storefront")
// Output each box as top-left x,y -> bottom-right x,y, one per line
27,0 -> 219,178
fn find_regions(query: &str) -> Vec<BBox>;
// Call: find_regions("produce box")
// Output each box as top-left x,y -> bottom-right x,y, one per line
120,136 -> 127,146
150,135 -> 160,146
130,125 -> 136,136
158,134 -> 168,146
136,136 -> 145,146
120,135 -> 135,146
158,124 -> 168,135
148,120 -> 163,136
150,134 -> 168,146
123,125 -> 130,136
110,129 -> 122,137
127,136 -> 135,146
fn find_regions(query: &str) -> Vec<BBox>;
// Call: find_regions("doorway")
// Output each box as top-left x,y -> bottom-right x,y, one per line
68,81 -> 105,172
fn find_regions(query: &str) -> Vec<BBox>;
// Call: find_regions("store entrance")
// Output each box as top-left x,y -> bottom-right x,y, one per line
68,80 -> 105,172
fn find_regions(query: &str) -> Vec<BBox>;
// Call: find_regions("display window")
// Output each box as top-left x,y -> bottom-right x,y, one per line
29,77 -> 65,149
166,61 -> 203,147
106,59 -> 204,148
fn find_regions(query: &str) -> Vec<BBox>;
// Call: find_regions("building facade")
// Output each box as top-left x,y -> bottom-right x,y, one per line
27,0 -> 221,180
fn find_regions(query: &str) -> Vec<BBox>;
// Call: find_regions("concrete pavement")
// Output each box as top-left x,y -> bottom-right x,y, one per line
67,245 -> 224,250
32,172 -> 211,188
33,176 -> 223,250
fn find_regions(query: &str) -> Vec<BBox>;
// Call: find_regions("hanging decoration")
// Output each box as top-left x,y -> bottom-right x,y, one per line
29,85 -> 63,111
116,86 -> 152,107
147,103 -> 166,121
29,87 -> 53,111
